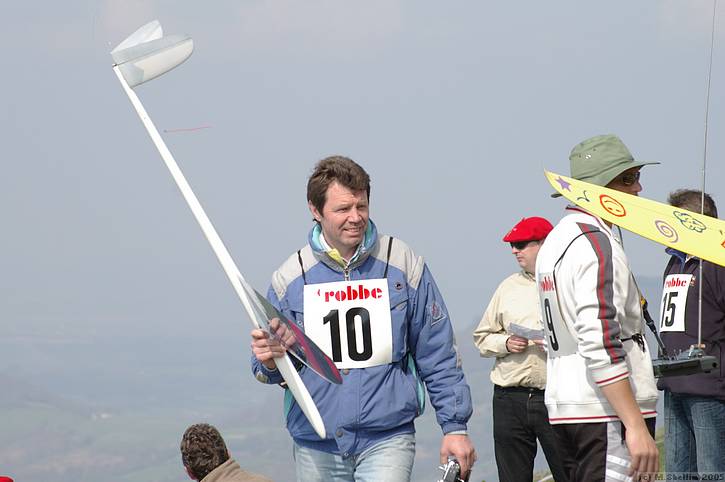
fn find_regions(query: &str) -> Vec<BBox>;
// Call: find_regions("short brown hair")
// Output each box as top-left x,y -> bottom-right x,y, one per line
307,156 -> 371,213
668,189 -> 718,218
180,423 -> 229,480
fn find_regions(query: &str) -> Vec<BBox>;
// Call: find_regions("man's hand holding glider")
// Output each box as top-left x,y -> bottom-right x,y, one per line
251,318 -> 294,370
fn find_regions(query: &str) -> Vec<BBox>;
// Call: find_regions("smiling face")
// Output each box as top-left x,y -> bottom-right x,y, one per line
309,181 -> 369,261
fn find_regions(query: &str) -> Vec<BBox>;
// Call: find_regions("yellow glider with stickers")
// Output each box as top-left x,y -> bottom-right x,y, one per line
545,171 -> 725,268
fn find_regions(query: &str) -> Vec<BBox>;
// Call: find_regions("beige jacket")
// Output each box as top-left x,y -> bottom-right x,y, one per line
202,459 -> 273,482
472,271 -> 547,389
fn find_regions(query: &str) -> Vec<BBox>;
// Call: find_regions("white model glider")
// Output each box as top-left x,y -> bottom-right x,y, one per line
111,20 -> 338,439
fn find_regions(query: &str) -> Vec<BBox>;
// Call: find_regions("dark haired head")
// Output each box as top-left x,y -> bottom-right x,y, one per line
180,423 -> 229,480
667,189 -> 718,218
307,156 -> 370,214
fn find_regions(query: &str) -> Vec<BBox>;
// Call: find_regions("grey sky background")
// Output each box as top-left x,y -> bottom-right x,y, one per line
2,1 -> 725,480
4,0 -> 725,335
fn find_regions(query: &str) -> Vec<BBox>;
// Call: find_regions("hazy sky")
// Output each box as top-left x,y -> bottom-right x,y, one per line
2,1 -> 724,477
4,1 -> 725,337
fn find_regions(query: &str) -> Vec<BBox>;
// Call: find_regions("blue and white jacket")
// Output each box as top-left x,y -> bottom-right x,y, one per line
251,220 -> 472,456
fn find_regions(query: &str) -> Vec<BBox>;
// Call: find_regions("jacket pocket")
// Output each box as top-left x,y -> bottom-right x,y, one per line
358,364 -> 419,430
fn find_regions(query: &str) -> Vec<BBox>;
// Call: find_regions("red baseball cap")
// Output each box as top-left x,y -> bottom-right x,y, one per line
0,477 -> 14,482
502,217 -> 553,243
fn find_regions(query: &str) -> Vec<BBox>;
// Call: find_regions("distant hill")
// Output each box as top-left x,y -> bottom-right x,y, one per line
0,274 -> 666,481
0,326 -> 497,481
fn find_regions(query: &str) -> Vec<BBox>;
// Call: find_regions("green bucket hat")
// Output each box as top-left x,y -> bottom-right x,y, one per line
552,134 -> 659,197
570,134 -> 659,185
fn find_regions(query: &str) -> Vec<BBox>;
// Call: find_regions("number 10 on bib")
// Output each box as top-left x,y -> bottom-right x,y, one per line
304,279 -> 393,369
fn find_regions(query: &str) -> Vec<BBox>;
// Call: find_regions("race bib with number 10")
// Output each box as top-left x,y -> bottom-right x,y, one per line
303,279 -> 393,369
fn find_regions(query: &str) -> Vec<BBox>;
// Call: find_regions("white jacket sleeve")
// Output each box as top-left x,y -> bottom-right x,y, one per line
568,230 -> 629,386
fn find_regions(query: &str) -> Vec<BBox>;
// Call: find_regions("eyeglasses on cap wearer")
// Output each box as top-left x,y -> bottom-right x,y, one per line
617,170 -> 640,187
510,241 -> 537,250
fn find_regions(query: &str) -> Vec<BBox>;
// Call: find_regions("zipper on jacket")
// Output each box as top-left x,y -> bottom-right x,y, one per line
343,265 -> 351,281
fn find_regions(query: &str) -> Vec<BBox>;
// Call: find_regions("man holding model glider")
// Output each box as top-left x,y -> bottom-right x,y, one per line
536,134 -> 660,481
250,156 -> 475,481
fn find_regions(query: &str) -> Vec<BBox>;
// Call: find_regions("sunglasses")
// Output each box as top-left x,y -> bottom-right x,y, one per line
510,241 -> 538,250
617,171 -> 641,186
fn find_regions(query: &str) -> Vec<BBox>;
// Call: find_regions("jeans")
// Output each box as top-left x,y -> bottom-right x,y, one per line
665,390 -> 725,474
293,433 -> 416,482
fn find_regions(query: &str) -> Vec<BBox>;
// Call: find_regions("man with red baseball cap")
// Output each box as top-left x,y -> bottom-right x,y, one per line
473,217 -> 574,482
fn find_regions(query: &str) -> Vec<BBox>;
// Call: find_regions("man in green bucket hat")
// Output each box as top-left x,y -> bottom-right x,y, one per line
536,134 -> 660,481
553,134 -> 659,197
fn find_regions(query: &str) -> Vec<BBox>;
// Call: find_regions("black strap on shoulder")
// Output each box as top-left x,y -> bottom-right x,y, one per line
552,228 -> 646,350
297,250 -> 307,285
551,229 -> 600,293
552,230 -> 600,272
383,237 -> 394,279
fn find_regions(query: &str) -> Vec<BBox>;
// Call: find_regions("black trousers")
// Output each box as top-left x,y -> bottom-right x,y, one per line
493,385 -> 575,482
553,417 -> 657,482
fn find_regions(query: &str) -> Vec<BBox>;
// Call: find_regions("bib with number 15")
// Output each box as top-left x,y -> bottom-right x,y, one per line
303,279 -> 393,369
659,274 -> 692,332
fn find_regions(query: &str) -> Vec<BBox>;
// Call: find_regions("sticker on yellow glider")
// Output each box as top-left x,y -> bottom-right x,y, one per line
545,170 -> 725,267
